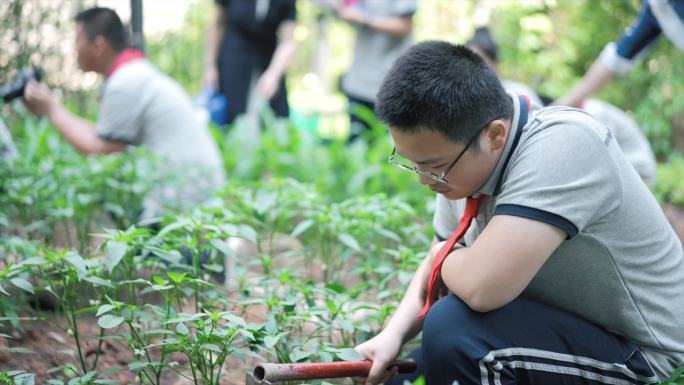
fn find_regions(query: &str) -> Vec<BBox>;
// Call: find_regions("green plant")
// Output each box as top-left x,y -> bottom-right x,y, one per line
653,155 -> 684,207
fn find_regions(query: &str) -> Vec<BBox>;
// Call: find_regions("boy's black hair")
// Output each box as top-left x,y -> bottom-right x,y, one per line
375,40 -> 513,146
74,7 -> 128,52
466,27 -> 498,63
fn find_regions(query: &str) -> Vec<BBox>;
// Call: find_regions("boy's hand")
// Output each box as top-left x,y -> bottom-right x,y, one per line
354,331 -> 402,385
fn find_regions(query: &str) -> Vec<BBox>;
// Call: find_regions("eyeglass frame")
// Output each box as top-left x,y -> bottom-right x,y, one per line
387,124 -> 488,184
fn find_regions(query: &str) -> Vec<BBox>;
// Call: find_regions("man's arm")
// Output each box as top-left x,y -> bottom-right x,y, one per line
554,1 -> 665,106
552,59 -> 614,106
337,6 -> 413,37
203,4 -> 226,87
23,80 -> 125,155
441,215 -> 565,312
256,20 -> 297,100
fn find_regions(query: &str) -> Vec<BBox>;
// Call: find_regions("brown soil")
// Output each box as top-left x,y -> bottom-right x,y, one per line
0,316 -> 184,384
0,295 -> 268,385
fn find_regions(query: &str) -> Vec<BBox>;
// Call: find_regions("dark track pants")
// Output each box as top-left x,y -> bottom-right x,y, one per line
388,295 -> 659,385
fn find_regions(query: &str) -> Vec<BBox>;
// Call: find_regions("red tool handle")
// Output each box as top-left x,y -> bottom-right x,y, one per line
254,359 -> 417,382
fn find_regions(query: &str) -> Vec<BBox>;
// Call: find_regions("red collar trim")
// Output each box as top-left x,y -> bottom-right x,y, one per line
107,49 -> 144,78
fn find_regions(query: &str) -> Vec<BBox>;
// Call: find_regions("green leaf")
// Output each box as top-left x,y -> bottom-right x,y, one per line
167,271 -> 186,284
141,329 -> 175,336
150,249 -> 182,264
93,380 -> 119,384
98,315 -> 124,329
338,233 -> 361,252
81,371 -> 96,383
65,252 -> 87,273
128,361 -> 150,371
290,348 -> 310,362
319,351 -> 333,362
202,263 -> 223,273
220,312 -> 247,327
176,323 -> 189,335
238,224 -> 258,243
46,380 -> 65,385
151,284 -> 173,291
106,241 -> 127,274
0,283 -> 9,295
83,276 -> 114,288
14,373 -> 35,385
291,219 -> 314,237
325,282 -> 346,294
337,348 -> 363,362
152,275 -> 167,285
325,299 -> 338,315
3,346 -> 35,354
20,257 -> 46,266
264,335 -> 280,349
201,343 -> 222,353
155,219 -> 191,239
10,278 -> 34,294
254,190 -> 277,213
165,313 -> 205,324
96,304 -> 115,317
210,239 -> 234,258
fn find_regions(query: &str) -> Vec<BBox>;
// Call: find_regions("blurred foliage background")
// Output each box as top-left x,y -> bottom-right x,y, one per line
1,0 -> 683,206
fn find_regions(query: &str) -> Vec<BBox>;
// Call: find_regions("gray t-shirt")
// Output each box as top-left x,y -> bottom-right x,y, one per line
433,93 -> 684,380
341,0 -> 417,103
583,98 -> 656,184
98,60 -> 226,219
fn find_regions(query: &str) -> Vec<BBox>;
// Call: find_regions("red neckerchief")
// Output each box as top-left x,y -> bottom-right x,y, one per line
107,48 -> 144,78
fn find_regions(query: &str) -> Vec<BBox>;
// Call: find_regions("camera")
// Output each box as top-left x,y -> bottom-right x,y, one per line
0,65 -> 43,103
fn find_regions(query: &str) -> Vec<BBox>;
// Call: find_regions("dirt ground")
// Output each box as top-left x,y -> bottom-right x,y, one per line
3,205 -> 684,384
0,295 -> 268,385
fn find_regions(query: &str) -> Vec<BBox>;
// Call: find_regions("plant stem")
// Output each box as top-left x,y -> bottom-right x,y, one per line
68,303 -> 87,374
127,321 -> 158,385
91,327 -> 105,371
188,352 -> 199,385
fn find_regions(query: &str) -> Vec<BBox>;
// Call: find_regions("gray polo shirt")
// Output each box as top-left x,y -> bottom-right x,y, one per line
433,93 -> 684,380
583,98 -> 656,184
341,0 -> 417,103
97,60 -> 226,219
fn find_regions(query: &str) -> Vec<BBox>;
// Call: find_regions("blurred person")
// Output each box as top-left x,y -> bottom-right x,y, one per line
555,0 -> 684,107
468,27 -> 657,184
22,7 -> 226,221
203,0 -> 297,127
0,118 -> 17,163
335,0 -> 417,142
353,41 -> 683,385
582,98 -> 657,184
466,27 -> 543,106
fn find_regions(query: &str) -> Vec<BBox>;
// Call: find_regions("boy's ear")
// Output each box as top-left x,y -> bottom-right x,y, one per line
485,120 -> 508,151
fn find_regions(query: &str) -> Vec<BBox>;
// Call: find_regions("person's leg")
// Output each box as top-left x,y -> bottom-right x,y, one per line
420,295 -> 658,385
270,77 -> 290,119
346,93 -> 375,143
218,50 -> 251,125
